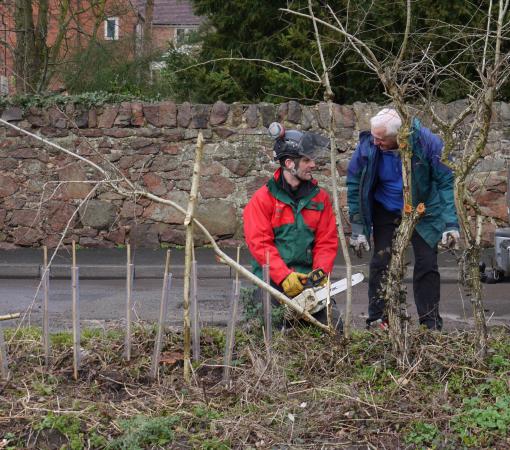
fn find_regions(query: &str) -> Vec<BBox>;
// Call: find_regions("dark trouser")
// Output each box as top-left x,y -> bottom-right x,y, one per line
368,202 -> 443,330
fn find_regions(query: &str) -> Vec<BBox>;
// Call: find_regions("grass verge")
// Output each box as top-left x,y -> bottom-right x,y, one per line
0,323 -> 509,448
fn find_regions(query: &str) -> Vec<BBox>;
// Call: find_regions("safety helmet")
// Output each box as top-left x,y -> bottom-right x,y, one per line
268,122 -> 330,162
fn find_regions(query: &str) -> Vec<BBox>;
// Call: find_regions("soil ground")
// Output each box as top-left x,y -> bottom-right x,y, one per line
0,322 -> 509,449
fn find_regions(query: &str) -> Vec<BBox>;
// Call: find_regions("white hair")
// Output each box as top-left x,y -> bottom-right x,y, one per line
370,108 -> 402,136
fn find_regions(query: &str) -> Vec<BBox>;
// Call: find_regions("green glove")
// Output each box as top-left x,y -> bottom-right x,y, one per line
282,272 -> 308,297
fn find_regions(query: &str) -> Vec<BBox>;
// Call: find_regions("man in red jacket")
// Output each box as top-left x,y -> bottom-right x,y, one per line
243,123 -> 339,327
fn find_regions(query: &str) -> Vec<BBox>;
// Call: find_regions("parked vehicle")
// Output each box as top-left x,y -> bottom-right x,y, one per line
481,168 -> 510,283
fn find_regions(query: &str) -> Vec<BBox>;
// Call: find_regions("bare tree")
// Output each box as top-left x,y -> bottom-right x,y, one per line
284,0 -> 510,363
422,0 -> 510,357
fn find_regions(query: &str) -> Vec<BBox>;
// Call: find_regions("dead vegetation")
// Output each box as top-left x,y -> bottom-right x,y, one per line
1,322 -> 509,449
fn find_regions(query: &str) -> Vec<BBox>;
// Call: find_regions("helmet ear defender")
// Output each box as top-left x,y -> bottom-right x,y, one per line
268,122 -> 285,139
269,122 -> 303,162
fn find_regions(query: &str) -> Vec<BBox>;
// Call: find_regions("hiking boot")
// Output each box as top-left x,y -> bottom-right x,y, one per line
366,318 -> 389,331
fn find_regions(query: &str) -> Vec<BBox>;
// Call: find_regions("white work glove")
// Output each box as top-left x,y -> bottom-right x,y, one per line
441,229 -> 460,250
350,234 -> 370,254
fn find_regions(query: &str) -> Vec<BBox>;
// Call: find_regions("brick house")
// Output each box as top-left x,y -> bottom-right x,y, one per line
0,0 -> 201,94
137,0 -> 202,51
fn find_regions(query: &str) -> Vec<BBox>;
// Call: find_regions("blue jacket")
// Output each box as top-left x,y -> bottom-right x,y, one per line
347,118 -> 459,248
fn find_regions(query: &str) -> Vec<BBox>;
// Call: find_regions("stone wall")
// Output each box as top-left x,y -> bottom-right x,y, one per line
0,100 -> 508,249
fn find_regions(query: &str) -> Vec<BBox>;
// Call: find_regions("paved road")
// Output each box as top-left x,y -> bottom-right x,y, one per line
1,273 -> 509,332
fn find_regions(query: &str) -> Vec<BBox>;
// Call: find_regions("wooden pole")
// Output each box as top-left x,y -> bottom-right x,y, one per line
0,324 -> 8,380
42,246 -> 50,366
71,241 -> 80,380
191,258 -> 200,363
150,250 -> 172,380
124,243 -> 133,361
223,246 -> 241,384
262,251 -> 272,350
183,132 -> 204,383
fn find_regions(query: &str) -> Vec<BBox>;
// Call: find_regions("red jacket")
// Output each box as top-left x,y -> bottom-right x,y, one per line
243,169 -> 338,285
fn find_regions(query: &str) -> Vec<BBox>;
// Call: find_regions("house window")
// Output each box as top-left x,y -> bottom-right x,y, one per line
0,76 -> 8,95
104,17 -> 119,40
175,28 -> 190,45
135,23 -> 143,53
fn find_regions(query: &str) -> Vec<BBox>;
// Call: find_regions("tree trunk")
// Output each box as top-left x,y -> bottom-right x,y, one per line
382,209 -> 423,364
34,0 -> 49,91
381,120 -> 416,366
13,0 -> 50,93
14,0 -> 36,92
455,179 -> 487,357
142,0 -> 154,58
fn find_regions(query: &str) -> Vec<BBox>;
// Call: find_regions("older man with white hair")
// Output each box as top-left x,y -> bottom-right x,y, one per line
347,108 -> 460,330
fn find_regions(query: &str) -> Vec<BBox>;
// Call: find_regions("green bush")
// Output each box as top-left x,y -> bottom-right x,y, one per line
451,395 -> 510,446
35,413 -> 84,450
405,421 -> 440,447
107,415 -> 181,449
62,40 -> 174,99
240,286 -> 260,321
240,286 -> 285,327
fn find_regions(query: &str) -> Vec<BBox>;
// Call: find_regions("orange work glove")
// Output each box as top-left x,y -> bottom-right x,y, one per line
281,272 -> 308,297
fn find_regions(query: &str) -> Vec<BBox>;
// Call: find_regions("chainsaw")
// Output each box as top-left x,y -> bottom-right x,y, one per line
286,269 -> 365,317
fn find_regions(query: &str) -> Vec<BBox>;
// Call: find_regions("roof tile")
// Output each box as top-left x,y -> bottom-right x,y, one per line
137,0 -> 202,26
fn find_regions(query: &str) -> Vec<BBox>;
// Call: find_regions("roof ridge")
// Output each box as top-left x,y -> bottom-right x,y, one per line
136,0 -> 202,26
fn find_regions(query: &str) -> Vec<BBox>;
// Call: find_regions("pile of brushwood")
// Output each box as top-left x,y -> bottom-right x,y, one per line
0,322 -> 509,449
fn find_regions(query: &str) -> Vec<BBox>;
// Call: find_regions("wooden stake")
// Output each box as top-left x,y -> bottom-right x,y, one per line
71,240 -> 80,380
0,324 -> 8,380
124,243 -> 133,361
262,251 -> 272,351
191,259 -> 200,362
42,246 -> 50,366
150,250 -> 172,380
183,132 -> 204,383
223,247 -> 241,384
326,275 -> 332,330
